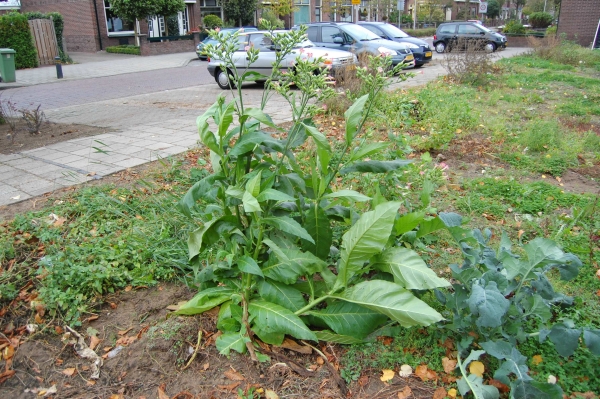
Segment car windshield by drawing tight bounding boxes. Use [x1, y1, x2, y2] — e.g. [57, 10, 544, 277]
[341, 24, 381, 41]
[378, 24, 409, 38]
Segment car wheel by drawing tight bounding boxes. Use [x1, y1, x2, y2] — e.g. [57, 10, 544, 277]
[485, 42, 497, 53]
[216, 68, 235, 90]
[435, 42, 446, 53]
[414, 63, 424, 68]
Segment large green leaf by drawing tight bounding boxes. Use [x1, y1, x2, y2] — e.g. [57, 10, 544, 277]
[257, 280, 306, 312]
[303, 204, 333, 259]
[323, 190, 371, 202]
[216, 331, 249, 356]
[340, 160, 412, 175]
[300, 122, 331, 153]
[179, 174, 220, 217]
[263, 216, 314, 244]
[344, 94, 369, 145]
[229, 131, 271, 156]
[217, 101, 235, 141]
[307, 301, 387, 339]
[249, 300, 317, 343]
[237, 255, 264, 277]
[335, 202, 400, 290]
[256, 188, 295, 203]
[457, 374, 500, 399]
[175, 286, 234, 315]
[583, 328, 600, 355]
[522, 294, 552, 322]
[197, 101, 221, 153]
[394, 211, 425, 236]
[547, 323, 581, 358]
[372, 247, 450, 290]
[242, 191, 261, 213]
[262, 239, 327, 283]
[240, 107, 277, 129]
[467, 281, 510, 328]
[510, 380, 563, 399]
[349, 142, 389, 163]
[188, 218, 220, 260]
[334, 280, 444, 327]
[505, 238, 581, 281]
[217, 302, 242, 332]
[480, 342, 531, 385]
[314, 330, 365, 344]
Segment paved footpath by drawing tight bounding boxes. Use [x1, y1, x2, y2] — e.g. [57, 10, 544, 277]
[0, 47, 530, 210]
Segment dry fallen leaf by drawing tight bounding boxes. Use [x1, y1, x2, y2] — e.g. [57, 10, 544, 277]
[469, 361, 485, 377]
[447, 388, 457, 398]
[433, 387, 447, 399]
[488, 378, 510, 393]
[415, 364, 438, 381]
[89, 336, 101, 351]
[280, 338, 312, 354]
[397, 385, 412, 399]
[109, 395, 124, 399]
[532, 354, 543, 365]
[224, 369, 245, 381]
[380, 369, 395, 382]
[265, 389, 280, 399]
[62, 368, 76, 377]
[157, 383, 169, 399]
[217, 382, 241, 392]
[203, 363, 209, 371]
[442, 357, 457, 373]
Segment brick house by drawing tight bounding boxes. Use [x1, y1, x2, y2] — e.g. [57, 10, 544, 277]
[17, 0, 223, 53]
[557, 0, 600, 48]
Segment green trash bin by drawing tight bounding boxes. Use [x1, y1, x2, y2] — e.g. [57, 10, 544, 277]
[0, 48, 16, 83]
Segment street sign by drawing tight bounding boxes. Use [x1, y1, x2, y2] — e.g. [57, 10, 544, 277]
[479, 2, 488, 13]
[397, 0, 405, 11]
[352, 0, 361, 5]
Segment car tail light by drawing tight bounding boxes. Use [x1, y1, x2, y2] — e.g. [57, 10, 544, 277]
[433, 34, 437, 40]
[207, 57, 210, 62]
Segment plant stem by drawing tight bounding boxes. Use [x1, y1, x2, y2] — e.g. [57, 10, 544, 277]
[294, 295, 330, 316]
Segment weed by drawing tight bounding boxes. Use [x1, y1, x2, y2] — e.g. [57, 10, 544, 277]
[440, 38, 503, 86]
[21, 105, 46, 135]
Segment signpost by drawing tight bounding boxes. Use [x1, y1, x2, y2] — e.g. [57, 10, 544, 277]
[351, 0, 360, 23]
[397, 0, 405, 27]
[479, 1, 488, 14]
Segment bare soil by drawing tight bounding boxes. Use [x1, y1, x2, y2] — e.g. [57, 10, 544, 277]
[1, 283, 439, 399]
[0, 120, 113, 155]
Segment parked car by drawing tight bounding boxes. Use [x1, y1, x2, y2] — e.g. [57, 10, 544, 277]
[357, 21, 432, 67]
[295, 22, 415, 69]
[196, 27, 258, 60]
[433, 22, 507, 53]
[207, 30, 358, 90]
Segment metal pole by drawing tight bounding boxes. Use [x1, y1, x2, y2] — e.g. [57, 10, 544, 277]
[413, 1, 416, 30]
[55, 56, 63, 79]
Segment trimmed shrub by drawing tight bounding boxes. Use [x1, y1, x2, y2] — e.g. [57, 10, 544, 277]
[403, 27, 437, 37]
[0, 12, 38, 69]
[503, 20, 526, 34]
[106, 45, 140, 55]
[529, 12, 553, 29]
[24, 11, 72, 63]
[203, 14, 223, 30]
[546, 25, 557, 35]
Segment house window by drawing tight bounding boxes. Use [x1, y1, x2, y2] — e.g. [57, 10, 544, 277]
[104, 1, 134, 34]
[315, 0, 322, 22]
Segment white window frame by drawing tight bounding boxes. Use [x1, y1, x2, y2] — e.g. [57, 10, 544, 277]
[104, 1, 135, 37]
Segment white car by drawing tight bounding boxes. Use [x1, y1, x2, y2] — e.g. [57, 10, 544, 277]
[207, 30, 358, 90]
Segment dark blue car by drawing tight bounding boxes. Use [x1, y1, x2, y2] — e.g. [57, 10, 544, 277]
[357, 22, 433, 67]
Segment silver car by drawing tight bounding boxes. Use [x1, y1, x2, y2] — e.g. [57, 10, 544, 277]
[207, 30, 358, 90]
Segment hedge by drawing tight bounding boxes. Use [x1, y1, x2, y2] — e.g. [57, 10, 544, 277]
[402, 27, 437, 37]
[0, 12, 38, 69]
[106, 45, 141, 55]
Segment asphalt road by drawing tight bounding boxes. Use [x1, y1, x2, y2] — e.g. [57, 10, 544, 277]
[0, 59, 215, 111]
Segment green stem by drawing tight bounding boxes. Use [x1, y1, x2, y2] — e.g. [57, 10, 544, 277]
[294, 295, 330, 316]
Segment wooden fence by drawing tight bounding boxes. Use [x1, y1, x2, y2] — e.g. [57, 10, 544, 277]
[28, 19, 59, 66]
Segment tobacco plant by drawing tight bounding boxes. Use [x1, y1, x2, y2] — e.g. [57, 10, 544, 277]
[438, 223, 600, 398]
[176, 27, 450, 359]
